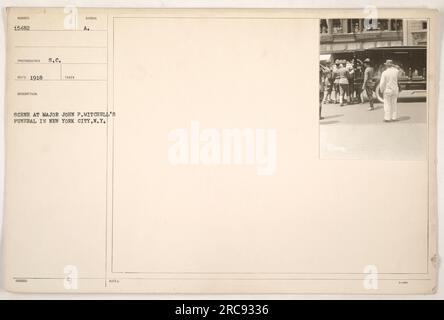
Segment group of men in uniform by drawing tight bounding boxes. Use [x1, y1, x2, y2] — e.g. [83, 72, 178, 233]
[320, 57, 401, 123]
[321, 58, 360, 107]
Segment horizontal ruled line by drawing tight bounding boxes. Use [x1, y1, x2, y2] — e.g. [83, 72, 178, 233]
[12, 276, 433, 281]
[15, 79, 107, 82]
[15, 62, 107, 65]
[14, 29, 107, 32]
[14, 45, 107, 48]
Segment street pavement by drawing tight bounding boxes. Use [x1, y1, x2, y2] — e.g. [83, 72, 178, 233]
[320, 94, 427, 160]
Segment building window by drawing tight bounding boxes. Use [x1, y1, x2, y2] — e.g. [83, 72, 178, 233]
[377, 19, 389, 31]
[422, 21, 427, 30]
[320, 19, 328, 34]
[347, 19, 361, 33]
[391, 19, 403, 31]
[362, 19, 394, 31]
[332, 19, 343, 33]
[363, 18, 377, 31]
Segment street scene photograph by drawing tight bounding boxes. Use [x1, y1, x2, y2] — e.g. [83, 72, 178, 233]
[319, 18, 428, 159]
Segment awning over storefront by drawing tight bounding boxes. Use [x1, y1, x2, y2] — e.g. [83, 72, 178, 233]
[320, 54, 332, 63]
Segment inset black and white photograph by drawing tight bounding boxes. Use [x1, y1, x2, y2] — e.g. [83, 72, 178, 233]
[319, 19, 428, 159]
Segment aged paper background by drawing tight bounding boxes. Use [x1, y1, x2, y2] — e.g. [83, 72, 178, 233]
[1, 6, 439, 294]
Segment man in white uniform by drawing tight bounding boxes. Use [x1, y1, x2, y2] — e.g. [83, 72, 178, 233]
[379, 59, 400, 122]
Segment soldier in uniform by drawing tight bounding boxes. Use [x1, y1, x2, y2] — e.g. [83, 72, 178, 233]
[362, 58, 375, 111]
[332, 59, 340, 103]
[346, 59, 355, 103]
[337, 60, 350, 106]
[322, 63, 333, 104]
[319, 67, 324, 120]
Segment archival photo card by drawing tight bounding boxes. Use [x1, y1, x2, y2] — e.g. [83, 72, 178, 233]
[2, 8, 438, 294]
[319, 18, 428, 160]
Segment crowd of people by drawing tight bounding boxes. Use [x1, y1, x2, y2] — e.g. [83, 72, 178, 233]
[319, 58, 402, 122]
[320, 58, 373, 107]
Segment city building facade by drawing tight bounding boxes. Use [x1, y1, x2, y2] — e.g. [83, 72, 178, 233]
[320, 19, 427, 53]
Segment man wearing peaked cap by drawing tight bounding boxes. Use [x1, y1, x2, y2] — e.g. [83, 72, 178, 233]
[362, 58, 375, 110]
